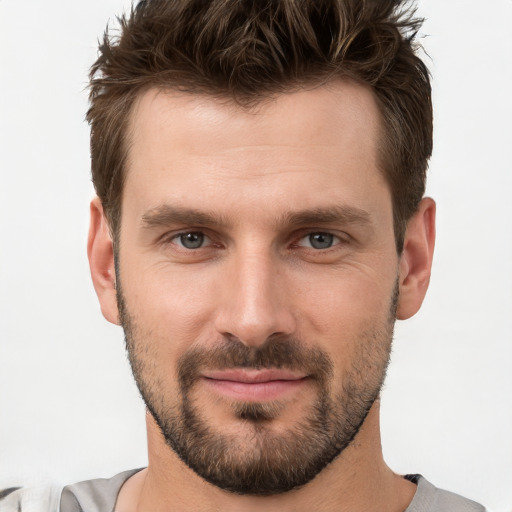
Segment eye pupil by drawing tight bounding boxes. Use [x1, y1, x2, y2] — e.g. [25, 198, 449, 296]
[309, 232, 334, 249]
[180, 232, 204, 249]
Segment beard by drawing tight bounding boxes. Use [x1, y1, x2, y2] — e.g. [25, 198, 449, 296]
[117, 282, 397, 496]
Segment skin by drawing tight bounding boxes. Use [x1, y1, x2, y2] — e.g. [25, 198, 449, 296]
[88, 80, 435, 511]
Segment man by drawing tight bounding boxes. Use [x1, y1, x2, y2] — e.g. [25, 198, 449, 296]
[58, 0, 485, 510]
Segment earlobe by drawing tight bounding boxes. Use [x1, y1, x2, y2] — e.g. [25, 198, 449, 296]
[396, 197, 436, 320]
[87, 197, 121, 325]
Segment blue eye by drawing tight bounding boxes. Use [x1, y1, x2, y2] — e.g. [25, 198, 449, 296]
[299, 232, 338, 249]
[175, 232, 207, 249]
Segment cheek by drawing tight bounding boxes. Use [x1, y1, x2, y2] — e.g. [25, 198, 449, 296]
[292, 267, 396, 364]
[295, 265, 395, 323]
[119, 256, 221, 356]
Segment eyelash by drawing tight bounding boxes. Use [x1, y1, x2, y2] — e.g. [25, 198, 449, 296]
[170, 231, 213, 250]
[295, 232, 343, 250]
[164, 230, 348, 252]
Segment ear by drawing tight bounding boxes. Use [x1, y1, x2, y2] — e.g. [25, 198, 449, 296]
[396, 197, 436, 320]
[87, 197, 120, 325]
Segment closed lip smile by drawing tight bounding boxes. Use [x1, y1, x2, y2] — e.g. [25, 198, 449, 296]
[200, 369, 309, 401]
[202, 369, 308, 383]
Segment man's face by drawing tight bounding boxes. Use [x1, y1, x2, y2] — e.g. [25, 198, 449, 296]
[116, 81, 400, 495]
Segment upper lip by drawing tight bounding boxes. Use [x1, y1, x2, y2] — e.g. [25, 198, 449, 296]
[201, 369, 307, 383]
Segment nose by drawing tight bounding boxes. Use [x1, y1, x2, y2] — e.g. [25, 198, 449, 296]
[213, 247, 296, 347]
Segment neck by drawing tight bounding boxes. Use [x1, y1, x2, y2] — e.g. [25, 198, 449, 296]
[116, 402, 416, 512]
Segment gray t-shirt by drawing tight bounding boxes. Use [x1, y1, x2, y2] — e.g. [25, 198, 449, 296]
[58, 470, 486, 512]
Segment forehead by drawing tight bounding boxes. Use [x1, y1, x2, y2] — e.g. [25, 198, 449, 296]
[123, 81, 389, 225]
[127, 80, 381, 162]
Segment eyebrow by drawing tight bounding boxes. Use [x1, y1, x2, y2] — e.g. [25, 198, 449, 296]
[281, 206, 372, 227]
[141, 204, 372, 230]
[142, 205, 231, 229]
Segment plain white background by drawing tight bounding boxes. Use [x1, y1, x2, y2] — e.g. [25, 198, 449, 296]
[0, 1, 511, 510]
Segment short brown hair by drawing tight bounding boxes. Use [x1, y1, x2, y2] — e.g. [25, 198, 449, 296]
[88, 0, 432, 251]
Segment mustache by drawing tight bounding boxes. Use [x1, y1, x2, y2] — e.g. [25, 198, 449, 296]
[178, 335, 334, 389]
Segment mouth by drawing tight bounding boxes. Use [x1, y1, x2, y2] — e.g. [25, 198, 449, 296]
[200, 369, 309, 402]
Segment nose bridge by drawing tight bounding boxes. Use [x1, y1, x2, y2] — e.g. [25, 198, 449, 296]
[214, 239, 295, 346]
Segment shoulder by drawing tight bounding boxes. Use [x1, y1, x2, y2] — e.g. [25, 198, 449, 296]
[59, 469, 143, 512]
[405, 475, 487, 512]
[0, 483, 61, 512]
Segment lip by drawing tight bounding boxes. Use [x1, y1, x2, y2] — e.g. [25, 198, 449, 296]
[200, 369, 309, 402]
